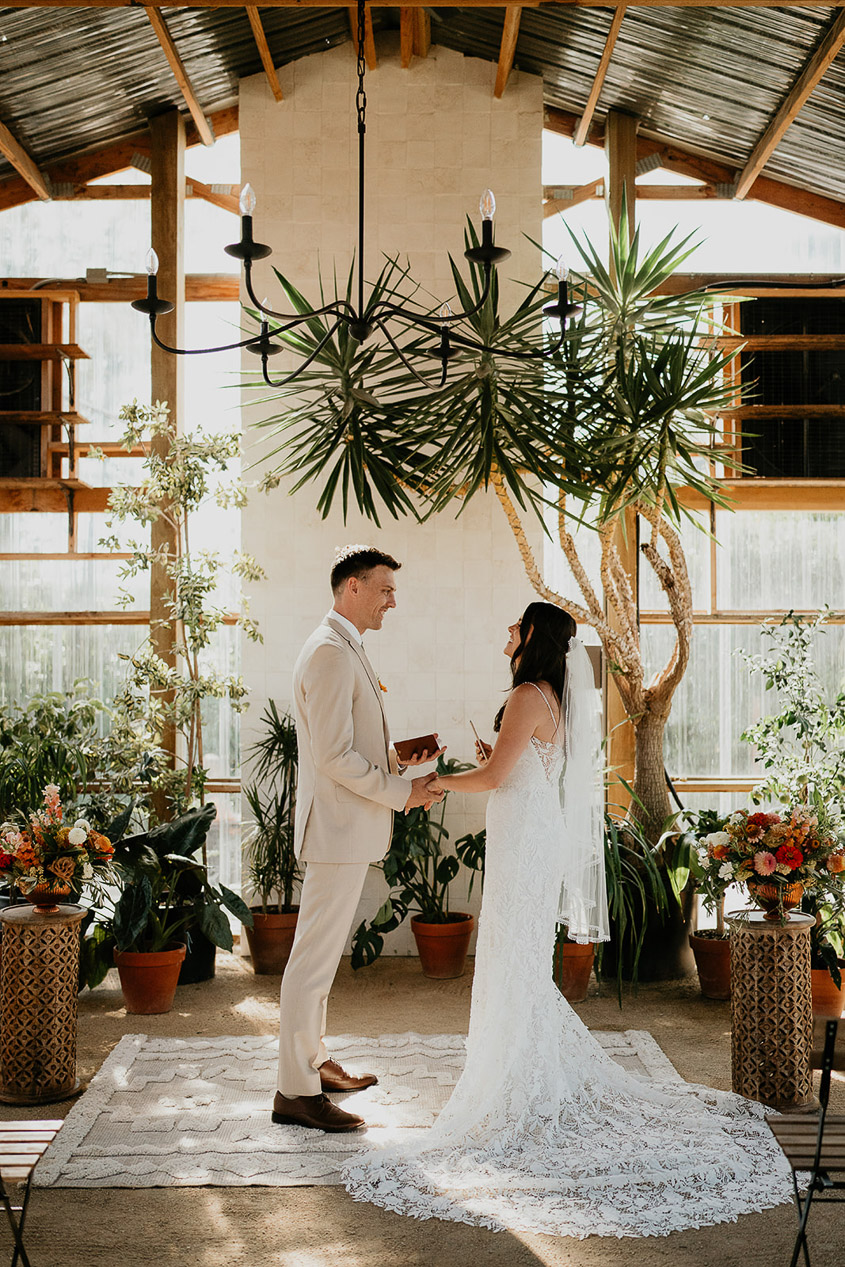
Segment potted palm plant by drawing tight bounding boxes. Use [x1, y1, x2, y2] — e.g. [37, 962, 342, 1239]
[682, 809, 732, 1000]
[242, 703, 301, 975]
[350, 757, 485, 978]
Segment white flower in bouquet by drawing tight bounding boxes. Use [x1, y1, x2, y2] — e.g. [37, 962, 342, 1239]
[82, 861, 94, 880]
[718, 862, 734, 881]
[73, 819, 91, 834]
[67, 827, 87, 846]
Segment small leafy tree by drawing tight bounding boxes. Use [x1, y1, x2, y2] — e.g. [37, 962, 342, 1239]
[739, 610, 845, 984]
[100, 401, 265, 831]
[738, 609, 845, 819]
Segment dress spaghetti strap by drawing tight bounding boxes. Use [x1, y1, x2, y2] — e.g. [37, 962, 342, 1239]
[527, 681, 562, 739]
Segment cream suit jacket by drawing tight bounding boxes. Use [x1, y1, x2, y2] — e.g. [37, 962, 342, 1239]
[292, 615, 409, 864]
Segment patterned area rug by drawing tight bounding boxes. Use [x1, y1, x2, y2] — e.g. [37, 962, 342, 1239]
[37, 1030, 682, 1188]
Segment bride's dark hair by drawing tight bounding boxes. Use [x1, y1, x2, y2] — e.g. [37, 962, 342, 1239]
[493, 602, 577, 732]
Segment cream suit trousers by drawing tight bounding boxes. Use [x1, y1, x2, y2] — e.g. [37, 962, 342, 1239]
[277, 859, 370, 1096]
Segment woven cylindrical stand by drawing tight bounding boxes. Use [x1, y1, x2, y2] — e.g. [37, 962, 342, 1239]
[726, 910, 814, 1110]
[0, 904, 86, 1104]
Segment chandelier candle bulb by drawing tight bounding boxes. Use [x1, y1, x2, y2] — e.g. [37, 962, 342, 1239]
[479, 189, 496, 220]
[145, 248, 159, 276]
[239, 183, 257, 216]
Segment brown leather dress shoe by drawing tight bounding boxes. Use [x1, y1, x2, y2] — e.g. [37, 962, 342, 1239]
[319, 1058, 378, 1092]
[271, 1092, 364, 1132]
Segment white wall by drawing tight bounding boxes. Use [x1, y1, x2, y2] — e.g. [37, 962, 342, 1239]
[240, 37, 544, 952]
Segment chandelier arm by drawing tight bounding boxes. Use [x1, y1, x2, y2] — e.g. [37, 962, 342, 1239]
[443, 325, 568, 361]
[259, 318, 346, 388]
[369, 266, 494, 328]
[242, 266, 356, 325]
[149, 316, 281, 357]
[374, 319, 449, 390]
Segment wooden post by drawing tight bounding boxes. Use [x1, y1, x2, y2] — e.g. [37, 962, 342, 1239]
[605, 110, 638, 800]
[149, 111, 185, 819]
[605, 109, 638, 248]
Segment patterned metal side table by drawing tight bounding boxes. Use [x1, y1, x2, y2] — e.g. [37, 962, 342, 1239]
[726, 910, 814, 1110]
[0, 904, 86, 1104]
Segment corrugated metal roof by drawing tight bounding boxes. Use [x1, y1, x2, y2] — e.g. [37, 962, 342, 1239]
[0, 6, 844, 206]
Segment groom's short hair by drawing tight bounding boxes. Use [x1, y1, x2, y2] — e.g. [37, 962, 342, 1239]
[331, 546, 401, 594]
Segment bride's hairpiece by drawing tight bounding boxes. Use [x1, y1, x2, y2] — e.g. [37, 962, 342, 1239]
[333, 544, 373, 564]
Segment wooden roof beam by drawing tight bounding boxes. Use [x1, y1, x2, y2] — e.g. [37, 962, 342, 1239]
[246, 7, 284, 102]
[412, 8, 431, 58]
[573, 5, 626, 147]
[494, 8, 522, 99]
[400, 8, 413, 69]
[145, 9, 215, 147]
[0, 119, 50, 201]
[735, 9, 845, 200]
[544, 106, 845, 231]
[347, 5, 377, 70]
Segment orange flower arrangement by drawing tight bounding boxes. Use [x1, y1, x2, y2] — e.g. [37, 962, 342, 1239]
[0, 785, 116, 897]
[698, 805, 845, 915]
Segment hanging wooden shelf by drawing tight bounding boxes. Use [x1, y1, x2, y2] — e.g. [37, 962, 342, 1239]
[0, 411, 91, 426]
[0, 343, 89, 361]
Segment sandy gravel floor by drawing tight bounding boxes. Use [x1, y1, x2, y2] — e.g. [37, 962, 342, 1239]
[7, 953, 844, 1267]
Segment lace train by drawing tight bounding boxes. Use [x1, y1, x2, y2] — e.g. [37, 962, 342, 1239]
[343, 741, 793, 1236]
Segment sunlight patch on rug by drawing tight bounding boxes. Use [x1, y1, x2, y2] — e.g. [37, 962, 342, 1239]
[36, 1031, 682, 1188]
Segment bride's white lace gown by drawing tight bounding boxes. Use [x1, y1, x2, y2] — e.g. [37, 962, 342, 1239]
[343, 737, 793, 1236]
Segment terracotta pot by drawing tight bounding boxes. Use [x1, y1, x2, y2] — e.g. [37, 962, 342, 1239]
[552, 937, 594, 1004]
[411, 913, 474, 979]
[22, 882, 72, 914]
[749, 880, 804, 922]
[811, 962, 845, 1020]
[689, 931, 731, 1000]
[244, 909, 299, 975]
[113, 943, 187, 1014]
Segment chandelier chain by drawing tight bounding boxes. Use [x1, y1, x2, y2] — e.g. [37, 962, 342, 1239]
[356, 0, 367, 137]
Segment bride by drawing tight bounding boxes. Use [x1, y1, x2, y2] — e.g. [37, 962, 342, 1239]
[343, 601, 792, 1237]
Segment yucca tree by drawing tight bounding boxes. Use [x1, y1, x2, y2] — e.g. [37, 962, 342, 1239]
[247, 211, 743, 842]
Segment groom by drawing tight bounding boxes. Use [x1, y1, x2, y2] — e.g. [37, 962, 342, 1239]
[272, 545, 443, 1132]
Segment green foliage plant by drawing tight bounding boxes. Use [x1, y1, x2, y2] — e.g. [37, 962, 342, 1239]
[598, 812, 670, 1007]
[100, 400, 265, 826]
[80, 803, 253, 988]
[350, 756, 485, 968]
[242, 702, 301, 914]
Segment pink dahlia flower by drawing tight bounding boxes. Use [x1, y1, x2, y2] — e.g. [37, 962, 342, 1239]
[753, 851, 777, 876]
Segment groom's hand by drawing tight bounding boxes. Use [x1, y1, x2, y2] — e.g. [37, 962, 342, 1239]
[404, 772, 445, 814]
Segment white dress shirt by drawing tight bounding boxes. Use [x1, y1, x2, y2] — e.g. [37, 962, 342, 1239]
[327, 609, 364, 645]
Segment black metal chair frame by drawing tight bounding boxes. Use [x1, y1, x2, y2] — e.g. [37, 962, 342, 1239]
[770, 1019, 844, 1267]
[0, 1168, 35, 1267]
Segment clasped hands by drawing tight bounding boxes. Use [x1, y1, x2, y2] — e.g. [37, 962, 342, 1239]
[402, 736, 447, 814]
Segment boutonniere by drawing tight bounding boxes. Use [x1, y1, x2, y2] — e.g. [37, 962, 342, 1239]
[378, 678, 388, 693]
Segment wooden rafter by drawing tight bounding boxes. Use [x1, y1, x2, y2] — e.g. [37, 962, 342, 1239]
[399, 8, 413, 69]
[494, 7, 522, 100]
[543, 177, 603, 217]
[145, 9, 215, 147]
[0, 119, 50, 201]
[543, 182, 728, 215]
[186, 178, 239, 213]
[347, 5, 377, 70]
[734, 9, 845, 199]
[573, 5, 626, 146]
[412, 8, 430, 57]
[0, 107, 237, 214]
[544, 106, 845, 231]
[246, 6, 284, 102]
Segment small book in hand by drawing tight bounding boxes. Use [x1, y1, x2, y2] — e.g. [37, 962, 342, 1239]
[394, 734, 439, 763]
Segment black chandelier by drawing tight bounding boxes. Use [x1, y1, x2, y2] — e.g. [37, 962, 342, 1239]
[132, 0, 581, 390]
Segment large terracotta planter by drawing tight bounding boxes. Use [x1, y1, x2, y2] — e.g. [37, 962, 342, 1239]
[553, 937, 594, 1003]
[689, 930, 731, 1000]
[411, 913, 474, 979]
[811, 962, 845, 1019]
[244, 909, 299, 975]
[114, 943, 186, 1014]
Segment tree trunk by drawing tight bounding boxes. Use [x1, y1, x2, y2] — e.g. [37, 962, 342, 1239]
[629, 709, 671, 841]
